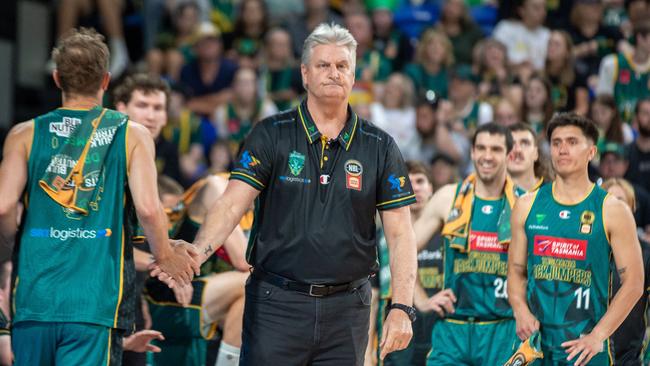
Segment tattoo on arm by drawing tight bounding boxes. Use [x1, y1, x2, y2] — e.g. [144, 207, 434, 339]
[203, 244, 213, 257]
[617, 267, 627, 275]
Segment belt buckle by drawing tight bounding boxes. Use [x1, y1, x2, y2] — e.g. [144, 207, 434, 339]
[308, 284, 326, 297]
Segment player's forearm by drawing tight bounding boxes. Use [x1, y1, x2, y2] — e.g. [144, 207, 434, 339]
[138, 206, 172, 261]
[507, 267, 530, 316]
[412, 277, 429, 311]
[193, 195, 244, 264]
[0, 206, 17, 263]
[386, 229, 417, 306]
[591, 274, 644, 341]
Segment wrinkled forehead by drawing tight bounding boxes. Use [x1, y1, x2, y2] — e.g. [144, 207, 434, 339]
[309, 44, 354, 65]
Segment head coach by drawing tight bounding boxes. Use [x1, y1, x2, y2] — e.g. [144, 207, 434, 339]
[155, 22, 418, 366]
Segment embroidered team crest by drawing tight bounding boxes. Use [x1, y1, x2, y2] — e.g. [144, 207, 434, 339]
[288, 151, 306, 176]
[579, 210, 595, 235]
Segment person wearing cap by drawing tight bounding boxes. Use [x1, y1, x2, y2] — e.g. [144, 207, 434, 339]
[598, 141, 650, 240]
[448, 64, 493, 135]
[158, 23, 418, 365]
[180, 22, 238, 116]
[368, 0, 413, 71]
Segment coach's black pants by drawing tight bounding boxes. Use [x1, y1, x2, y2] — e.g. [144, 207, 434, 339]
[240, 275, 372, 366]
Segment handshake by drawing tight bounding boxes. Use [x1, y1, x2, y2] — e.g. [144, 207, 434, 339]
[148, 239, 204, 288]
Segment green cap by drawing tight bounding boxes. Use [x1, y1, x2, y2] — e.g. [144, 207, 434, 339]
[450, 64, 479, 83]
[600, 141, 626, 159]
[366, 0, 398, 11]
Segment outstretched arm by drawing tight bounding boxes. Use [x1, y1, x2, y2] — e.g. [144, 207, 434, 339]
[413, 184, 455, 252]
[0, 121, 32, 262]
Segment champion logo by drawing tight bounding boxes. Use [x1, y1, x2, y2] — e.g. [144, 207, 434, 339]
[319, 174, 330, 185]
[559, 210, 571, 219]
[481, 205, 494, 214]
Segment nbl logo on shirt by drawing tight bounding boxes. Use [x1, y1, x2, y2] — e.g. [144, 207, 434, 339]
[469, 231, 506, 253]
[533, 235, 587, 260]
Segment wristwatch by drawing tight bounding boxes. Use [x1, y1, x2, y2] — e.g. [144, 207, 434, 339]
[389, 303, 417, 322]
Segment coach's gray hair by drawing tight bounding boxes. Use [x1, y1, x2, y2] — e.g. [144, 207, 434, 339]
[301, 23, 358, 67]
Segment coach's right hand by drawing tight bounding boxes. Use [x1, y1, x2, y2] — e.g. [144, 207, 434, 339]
[514, 308, 540, 341]
[156, 240, 201, 285]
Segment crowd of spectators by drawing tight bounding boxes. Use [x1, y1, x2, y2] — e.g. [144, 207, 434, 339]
[53, 0, 650, 238]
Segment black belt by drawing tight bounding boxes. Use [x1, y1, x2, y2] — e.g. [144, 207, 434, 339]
[251, 268, 368, 297]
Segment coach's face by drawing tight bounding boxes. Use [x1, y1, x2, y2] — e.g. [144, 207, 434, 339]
[301, 44, 355, 104]
[549, 126, 596, 176]
[472, 132, 508, 184]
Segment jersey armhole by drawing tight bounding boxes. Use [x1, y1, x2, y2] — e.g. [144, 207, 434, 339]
[125, 121, 131, 179]
[602, 193, 612, 245]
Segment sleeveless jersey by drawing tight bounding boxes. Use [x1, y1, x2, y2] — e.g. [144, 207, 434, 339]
[614, 53, 650, 123]
[14, 108, 135, 330]
[525, 183, 612, 360]
[443, 185, 511, 320]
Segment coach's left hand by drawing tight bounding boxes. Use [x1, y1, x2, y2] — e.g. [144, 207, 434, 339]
[379, 309, 413, 360]
[562, 332, 604, 366]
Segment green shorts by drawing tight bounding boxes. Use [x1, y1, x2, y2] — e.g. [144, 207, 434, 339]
[12, 321, 121, 366]
[426, 318, 518, 366]
[145, 278, 217, 366]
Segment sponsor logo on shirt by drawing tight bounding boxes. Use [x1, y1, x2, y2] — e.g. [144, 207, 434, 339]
[388, 174, 405, 192]
[240, 150, 260, 169]
[533, 235, 587, 260]
[469, 231, 506, 253]
[50, 117, 81, 137]
[559, 210, 571, 219]
[29, 227, 112, 241]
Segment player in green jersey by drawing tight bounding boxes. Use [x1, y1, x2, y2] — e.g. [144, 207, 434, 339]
[596, 21, 650, 123]
[508, 113, 644, 366]
[0, 28, 198, 366]
[414, 123, 520, 365]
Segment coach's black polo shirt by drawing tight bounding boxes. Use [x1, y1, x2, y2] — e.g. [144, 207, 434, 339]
[230, 99, 416, 284]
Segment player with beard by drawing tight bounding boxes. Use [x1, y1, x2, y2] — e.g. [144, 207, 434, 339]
[414, 123, 520, 365]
